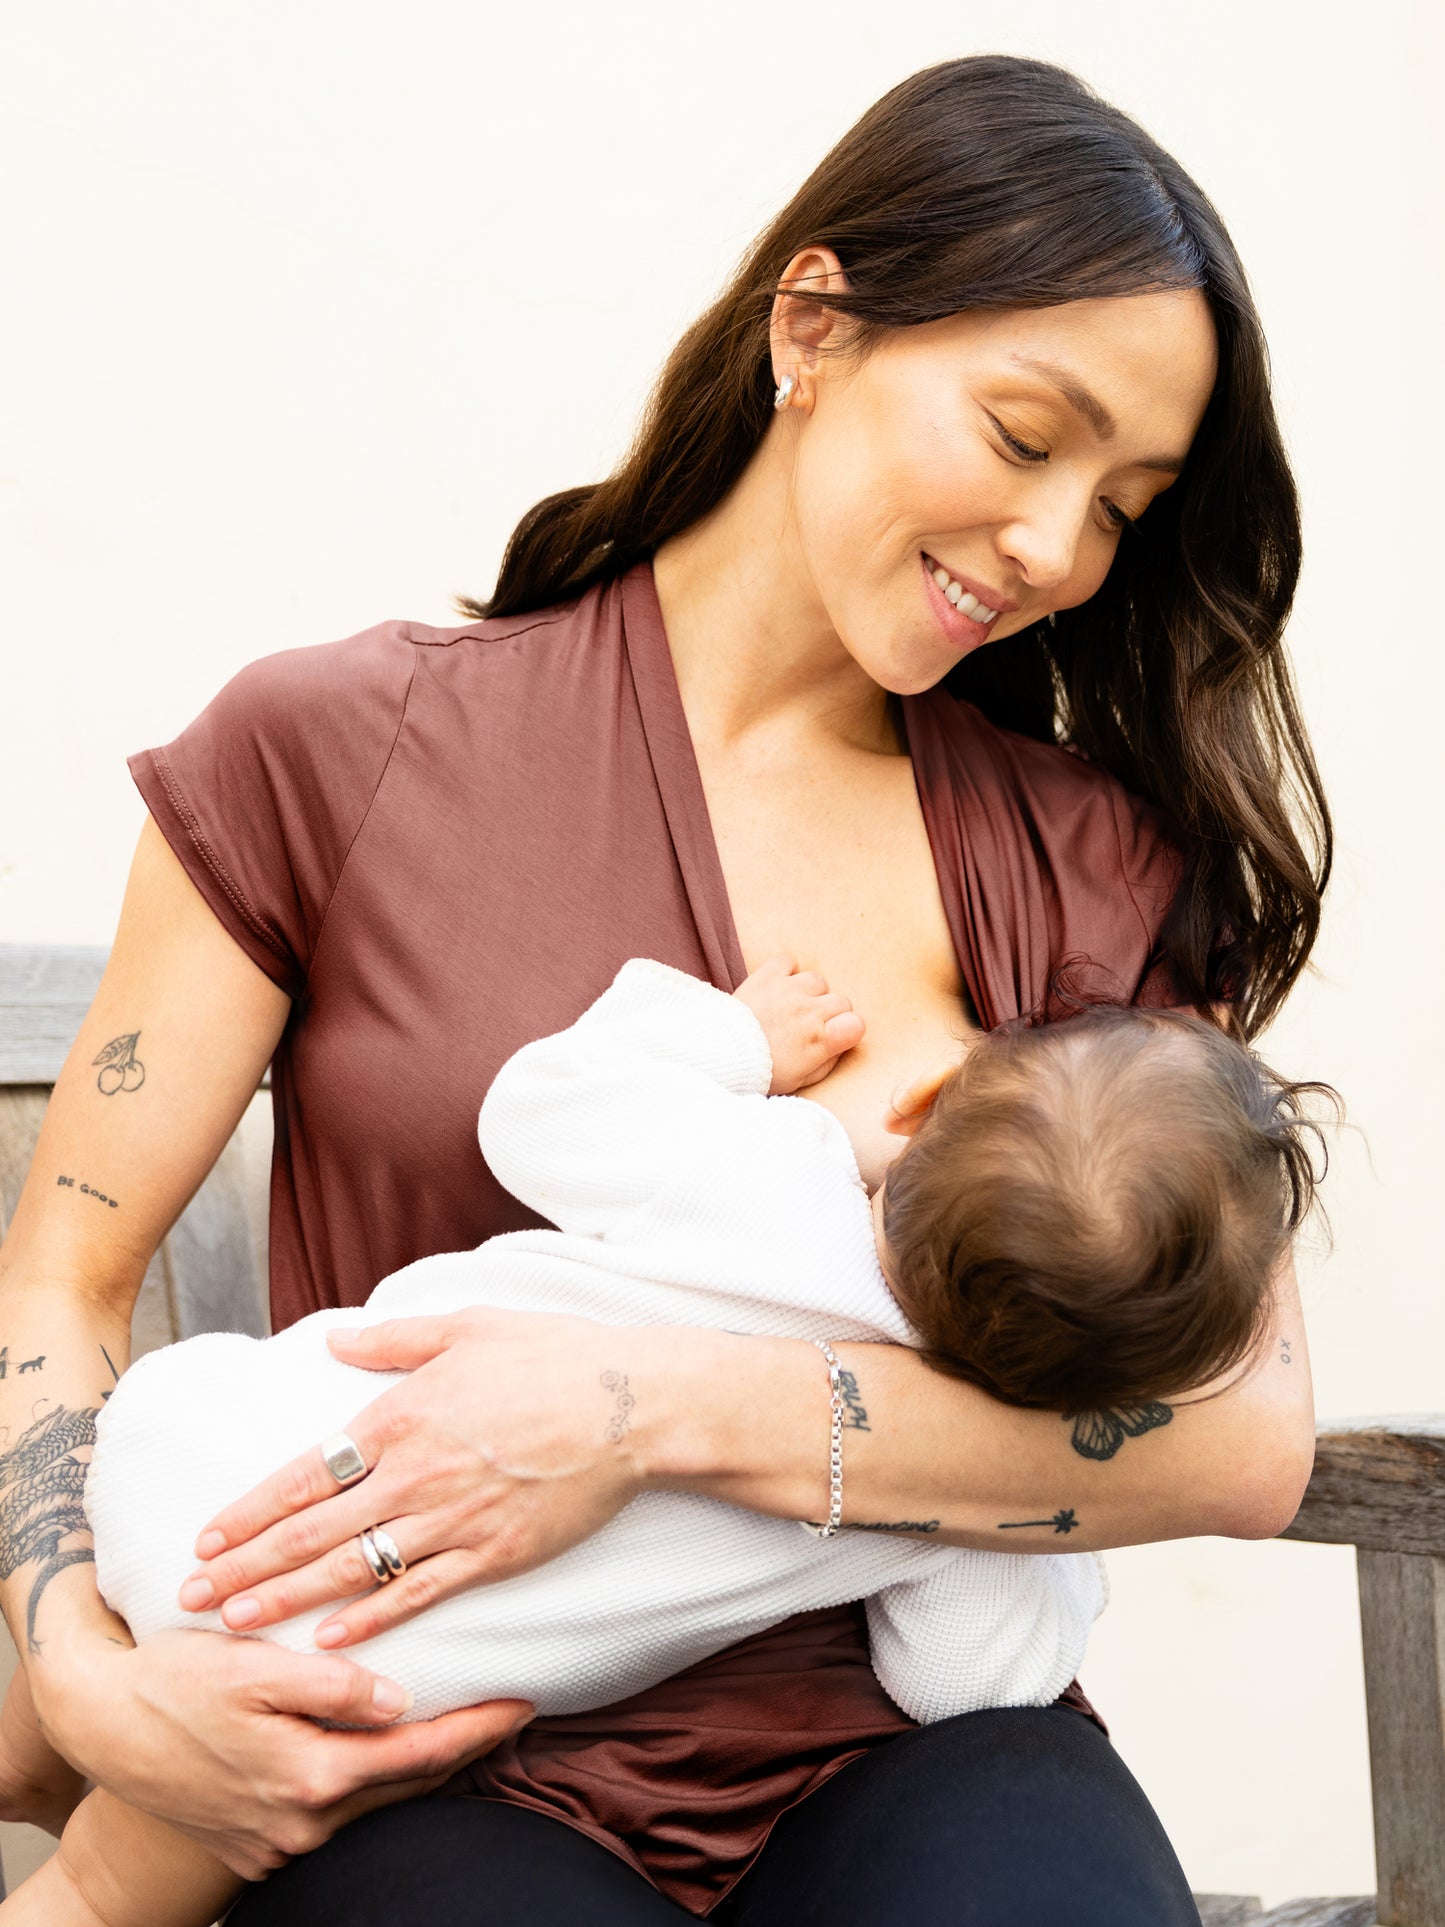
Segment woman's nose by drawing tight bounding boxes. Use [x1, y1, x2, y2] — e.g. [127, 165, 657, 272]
[997, 501, 1084, 597]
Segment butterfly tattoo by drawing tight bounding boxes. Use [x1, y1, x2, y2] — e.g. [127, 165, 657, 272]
[1068, 1402, 1173, 1461]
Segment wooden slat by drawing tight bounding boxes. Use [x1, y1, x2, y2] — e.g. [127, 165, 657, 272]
[1281, 1420, 1445, 1558]
[1357, 1551, 1445, 1926]
[0, 945, 109, 1083]
[1256, 1903, 1376, 1926]
[0, 1085, 264, 1349]
[1195, 1898, 1264, 1924]
[165, 1134, 267, 1339]
[0, 1086, 180, 1359]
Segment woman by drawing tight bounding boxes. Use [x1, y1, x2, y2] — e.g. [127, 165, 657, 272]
[0, 54, 1327, 1925]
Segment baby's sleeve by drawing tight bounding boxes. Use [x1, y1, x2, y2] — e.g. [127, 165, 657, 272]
[479, 959, 774, 1237]
[863, 1545, 1107, 1723]
[128, 623, 420, 997]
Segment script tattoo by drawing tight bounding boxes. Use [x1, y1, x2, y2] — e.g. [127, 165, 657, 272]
[837, 1368, 870, 1432]
[998, 1507, 1080, 1535]
[848, 1519, 941, 1535]
[1068, 1402, 1172, 1462]
[92, 1032, 145, 1096]
[56, 1176, 120, 1210]
[0, 1405, 100, 1653]
[1280, 1336, 1294, 1366]
[600, 1370, 635, 1444]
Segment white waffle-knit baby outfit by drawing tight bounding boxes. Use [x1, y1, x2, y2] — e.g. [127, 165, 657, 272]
[87, 960, 1105, 1725]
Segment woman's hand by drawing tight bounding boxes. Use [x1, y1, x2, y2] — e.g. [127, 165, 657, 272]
[37, 1622, 530, 1879]
[177, 1307, 654, 1649]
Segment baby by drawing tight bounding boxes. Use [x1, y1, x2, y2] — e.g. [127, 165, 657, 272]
[0, 955, 1322, 1925]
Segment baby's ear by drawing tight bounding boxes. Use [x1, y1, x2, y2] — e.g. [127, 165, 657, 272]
[883, 1058, 960, 1138]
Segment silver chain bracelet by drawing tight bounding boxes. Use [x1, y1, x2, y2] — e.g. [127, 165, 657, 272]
[811, 1339, 846, 1538]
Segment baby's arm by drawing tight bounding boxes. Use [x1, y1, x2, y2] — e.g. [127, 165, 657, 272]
[0, 1785, 239, 1927]
[863, 1546, 1107, 1724]
[480, 956, 863, 1235]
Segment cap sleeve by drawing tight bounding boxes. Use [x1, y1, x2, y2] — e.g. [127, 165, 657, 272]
[128, 622, 419, 997]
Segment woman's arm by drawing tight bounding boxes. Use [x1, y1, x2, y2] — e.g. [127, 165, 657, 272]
[641, 1248, 1315, 1549]
[179, 1250, 1311, 1654]
[0, 817, 525, 1874]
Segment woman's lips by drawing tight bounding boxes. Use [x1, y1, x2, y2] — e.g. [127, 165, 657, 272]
[920, 553, 999, 651]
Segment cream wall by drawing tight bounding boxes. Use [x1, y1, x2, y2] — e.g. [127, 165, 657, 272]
[3, 0, 1442, 1907]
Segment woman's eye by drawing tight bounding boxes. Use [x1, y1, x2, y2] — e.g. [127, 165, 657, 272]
[990, 417, 1048, 464]
[1103, 500, 1136, 530]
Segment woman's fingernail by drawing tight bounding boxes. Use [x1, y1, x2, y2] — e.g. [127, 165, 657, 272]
[195, 1530, 226, 1560]
[178, 1576, 215, 1610]
[224, 1597, 261, 1628]
[372, 1680, 412, 1718]
[328, 1328, 362, 1347]
[315, 1620, 347, 1648]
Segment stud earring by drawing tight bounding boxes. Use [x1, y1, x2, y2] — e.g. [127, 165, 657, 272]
[773, 374, 796, 411]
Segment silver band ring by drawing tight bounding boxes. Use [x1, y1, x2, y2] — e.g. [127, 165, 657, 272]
[358, 1529, 394, 1585]
[322, 1432, 367, 1487]
[369, 1526, 406, 1578]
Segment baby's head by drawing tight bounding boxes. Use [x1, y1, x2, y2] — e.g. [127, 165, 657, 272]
[876, 1008, 1329, 1411]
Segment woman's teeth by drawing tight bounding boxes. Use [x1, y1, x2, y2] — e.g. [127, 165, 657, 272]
[929, 561, 998, 624]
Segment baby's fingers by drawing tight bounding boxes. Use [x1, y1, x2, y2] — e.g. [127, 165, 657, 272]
[822, 1010, 865, 1056]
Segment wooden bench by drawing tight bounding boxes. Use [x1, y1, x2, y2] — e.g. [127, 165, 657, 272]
[1, 943, 1441, 1923]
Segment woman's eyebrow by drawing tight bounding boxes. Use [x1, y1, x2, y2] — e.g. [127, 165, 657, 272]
[1006, 354, 1185, 474]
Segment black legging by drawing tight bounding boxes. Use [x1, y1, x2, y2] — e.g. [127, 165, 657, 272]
[227, 1706, 1202, 1925]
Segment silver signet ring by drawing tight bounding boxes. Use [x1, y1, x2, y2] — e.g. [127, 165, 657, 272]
[322, 1432, 367, 1487]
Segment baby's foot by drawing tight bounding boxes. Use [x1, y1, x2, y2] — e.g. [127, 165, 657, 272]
[0, 1671, 86, 1836]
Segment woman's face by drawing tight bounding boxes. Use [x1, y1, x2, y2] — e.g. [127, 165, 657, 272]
[784, 287, 1219, 695]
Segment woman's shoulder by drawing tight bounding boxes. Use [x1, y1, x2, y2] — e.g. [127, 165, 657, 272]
[905, 686, 1191, 1017]
[908, 685, 1185, 908]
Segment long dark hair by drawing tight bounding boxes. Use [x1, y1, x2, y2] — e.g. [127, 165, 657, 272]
[465, 56, 1330, 1039]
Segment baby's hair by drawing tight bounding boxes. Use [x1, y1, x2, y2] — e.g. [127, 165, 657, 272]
[880, 1007, 1335, 1412]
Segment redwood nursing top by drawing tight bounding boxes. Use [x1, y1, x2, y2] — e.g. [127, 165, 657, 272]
[128, 561, 1188, 1915]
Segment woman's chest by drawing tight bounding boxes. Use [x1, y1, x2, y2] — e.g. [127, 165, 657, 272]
[698, 747, 976, 1190]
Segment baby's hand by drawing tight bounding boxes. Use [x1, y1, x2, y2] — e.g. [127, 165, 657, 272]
[734, 955, 865, 1095]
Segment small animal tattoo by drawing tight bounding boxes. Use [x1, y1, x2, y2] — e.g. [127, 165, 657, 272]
[17, 1357, 44, 1376]
[92, 1033, 145, 1096]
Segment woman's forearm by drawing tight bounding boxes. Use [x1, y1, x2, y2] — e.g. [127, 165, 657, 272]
[639, 1255, 1316, 1551]
[0, 1273, 136, 1692]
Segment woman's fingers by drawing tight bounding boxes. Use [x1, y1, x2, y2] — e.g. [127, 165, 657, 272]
[191, 1430, 382, 1563]
[316, 1700, 534, 1807]
[211, 1512, 450, 1634]
[248, 1645, 419, 1727]
[313, 1549, 484, 1648]
[325, 1315, 458, 1374]
[182, 1484, 382, 1611]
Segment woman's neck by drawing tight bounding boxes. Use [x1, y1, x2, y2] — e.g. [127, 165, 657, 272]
[651, 435, 898, 759]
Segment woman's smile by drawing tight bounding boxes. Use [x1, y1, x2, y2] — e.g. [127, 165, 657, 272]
[920, 552, 1015, 652]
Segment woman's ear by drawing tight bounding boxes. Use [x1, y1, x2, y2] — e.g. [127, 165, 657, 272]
[884, 1057, 960, 1139]
[769, 246, 848, 406]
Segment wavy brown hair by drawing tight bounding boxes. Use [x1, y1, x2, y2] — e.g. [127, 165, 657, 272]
[465, 55, 1330, 1038]
[880, 1005, 1334, 1413]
